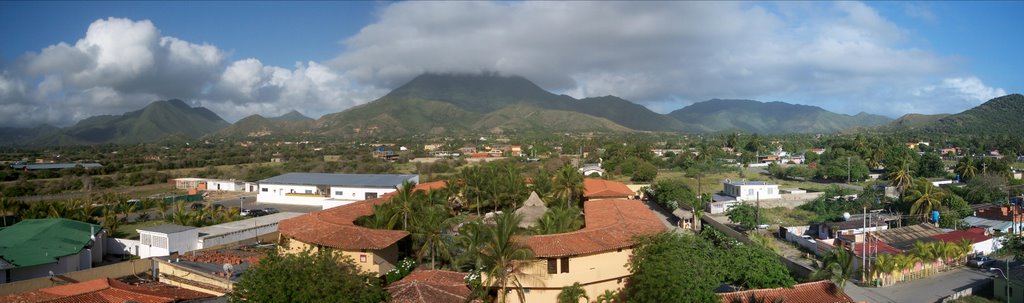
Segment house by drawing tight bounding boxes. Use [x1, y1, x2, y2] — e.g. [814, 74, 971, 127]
[135, 224, 198, 258]
[578, 163, 605, 177]
[514, 192, 549, 228]
[510, 145, 523, 157]
[171, 178, 207, 190]
[810, 148, 827, 155]
[964, 216, 1024, 234]
[706, 193, 740, 215]
[993, 266, 1024, 303]
[931, 228, 997, 255]
[582, 178, 634, 200]
[0, 278, 213, 303]
[817, 217, 890, 240]
[386, 270, 478, 303]
[0, 219, 106, 284]
[718, 280, 854, 303]
[277, 195, 409, 277]
[256, 173, 418, 208]
[722, 180, 781, 202]
[423, 143, 445, 151]
[969, 205, 1024, 233]
[673, 208, 695, 230]
[871, 223, 945, 250]
[495, 199, 666, 303]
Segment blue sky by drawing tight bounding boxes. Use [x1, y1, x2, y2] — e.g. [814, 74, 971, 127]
[0, 1, 1021, 126]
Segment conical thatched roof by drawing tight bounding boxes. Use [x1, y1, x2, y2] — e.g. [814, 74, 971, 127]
[515, 191, 548, 228]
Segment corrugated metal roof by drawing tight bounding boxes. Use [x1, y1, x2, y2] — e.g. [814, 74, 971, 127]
[196, 212, 303, 238]
[0, 218, 101, 268]
[259, 173, 417, 188]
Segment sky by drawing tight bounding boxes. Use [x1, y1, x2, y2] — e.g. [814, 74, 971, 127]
[0, 1, 1021, 127]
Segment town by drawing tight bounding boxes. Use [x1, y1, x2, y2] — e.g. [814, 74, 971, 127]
[1, 131, 1023, 303]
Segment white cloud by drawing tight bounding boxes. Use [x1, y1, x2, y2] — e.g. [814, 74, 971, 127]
[331, 1, 971, 117]
[202, 59, 385, 120]
[941, 77, 1007, 104]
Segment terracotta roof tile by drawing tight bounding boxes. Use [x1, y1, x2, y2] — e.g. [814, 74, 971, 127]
[386, 270, 478, 303]
[278, 193, 410, 250]
[413, 180, 447, 192]
[0, 278, 213, 303]
[525, 199, 666, 257]
[719, 280, 854, 303]
[583, 178, 634, 198]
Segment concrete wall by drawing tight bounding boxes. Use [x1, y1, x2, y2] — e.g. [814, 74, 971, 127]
[156, 259, 230, 296]
[107, 238, 141, 255]
[282, 238, 399, 277]
[499, 249, 633, 303]
[0, 258, 152, 295]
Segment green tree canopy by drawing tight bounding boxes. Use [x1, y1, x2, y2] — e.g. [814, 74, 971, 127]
[648, 179, 697, 211]
[726, 203, 760, 230]
[230, 250, 388, 303]
[626, 232, 721, 303]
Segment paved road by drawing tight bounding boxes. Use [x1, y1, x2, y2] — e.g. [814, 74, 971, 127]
[844, 266, 994, 303]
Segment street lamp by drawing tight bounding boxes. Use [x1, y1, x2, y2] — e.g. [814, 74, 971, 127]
[239, 196, 244, 216]
[991, 267, 1010, 303]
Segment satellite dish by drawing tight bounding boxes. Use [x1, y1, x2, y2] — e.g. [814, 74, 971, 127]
[842, 212, 851, 221]
[223, 263, 234, 273]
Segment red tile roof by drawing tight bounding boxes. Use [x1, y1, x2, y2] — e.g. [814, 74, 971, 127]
[413, 180, 447, 192]
[0, 278, 213, 303]
[719, 280, 854, 303]
[278, 194, 409, 250]
[524, 199, 666, 257]
[932, 229, 993, 244]
[582, 178, 634, 199]
[386, 270, 478, 303]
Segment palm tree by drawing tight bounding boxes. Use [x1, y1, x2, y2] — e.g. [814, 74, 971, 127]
[955, 239, 974, 265]
[873, 254, 896, 286]
[888, 159, 914, 194]
[481, 212, 533, 303]
[955, 157, 978, 181]
[412, 206, 459, 269]
[910, 241, 937, 277]
[553, 165, 583, 208]
[453, 220, 488, 271]
[813, 248, 854, 290]
[389, 180, 422, 231]
[534, 206, 583, 235]
[906, 178, 947, 220]
[557, 282, 589, 303]
[595, 289, 618, 303]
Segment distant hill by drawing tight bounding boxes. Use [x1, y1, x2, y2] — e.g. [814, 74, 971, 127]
[27, 99, 228, 145]
[667, 99, 892, 134]
[917, 94, 1024, 135]
[270, 110, 313, 122]
[316, 73, 682, 136]
[214, 113, 315, 138]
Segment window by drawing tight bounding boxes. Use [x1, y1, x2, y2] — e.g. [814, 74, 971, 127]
[365, 192, 378, 199]
[304, 190, 312, 194]
[547, 259, 557, 274]
[560, 257, 569, 273]
[748, 189, 753, 195]
[153, 236, 168, 249]
[261, 188, 268, 192]
[335, 191, 343, 196]
[140, 233, 152, 245]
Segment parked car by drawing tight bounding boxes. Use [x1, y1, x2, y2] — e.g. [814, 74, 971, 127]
[262, 207, 279, 214]
[243, 209, 268, 217]
[968, 255, 992, 268]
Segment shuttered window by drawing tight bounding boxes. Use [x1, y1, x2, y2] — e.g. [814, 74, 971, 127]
[547, 259, 557, 274]
[560, 257, 569, 273]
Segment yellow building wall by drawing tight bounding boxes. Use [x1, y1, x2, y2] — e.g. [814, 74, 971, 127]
[495, 248, 633, 303]
[281, 237, 398, 277]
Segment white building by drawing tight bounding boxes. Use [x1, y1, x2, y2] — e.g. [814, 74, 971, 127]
[722, 180, 781, 202]
[129, 212, 303, 258]
[196, 212, 303, 248]
[136, 224, 198, 258]
[579, 164, 605, 177]
[257, 173, 418, 208]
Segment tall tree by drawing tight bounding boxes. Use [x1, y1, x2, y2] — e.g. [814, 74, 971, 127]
[411, 206, 457, 269]
[481, 212, 533, 303]
[230, 250, 387, 303]
[888, 159, 915, 194]
[553, 165, 583, 208]
[905, 178, 947, 220]
[389, 180, 422, 231]
[954, 157, 979, 181]
[626, 232, 721, 303]
[812, 248, 854, 291]
[534, 206, 583, 235]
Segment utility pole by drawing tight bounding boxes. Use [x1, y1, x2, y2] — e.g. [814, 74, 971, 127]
[756, 191, 760, 228]
[862, 205, 867, 283]
[847, 156, 851, 184]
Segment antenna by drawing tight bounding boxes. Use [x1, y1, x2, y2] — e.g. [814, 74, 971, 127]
[223, 263, 234, 275]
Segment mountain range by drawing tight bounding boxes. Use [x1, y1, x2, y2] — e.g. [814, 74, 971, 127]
[0, 74, 1020, 145]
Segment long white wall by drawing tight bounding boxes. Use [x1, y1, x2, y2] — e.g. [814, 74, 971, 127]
[257, 184, 397, 206]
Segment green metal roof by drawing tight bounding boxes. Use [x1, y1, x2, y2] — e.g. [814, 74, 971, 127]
[0, 218, 101, 268]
